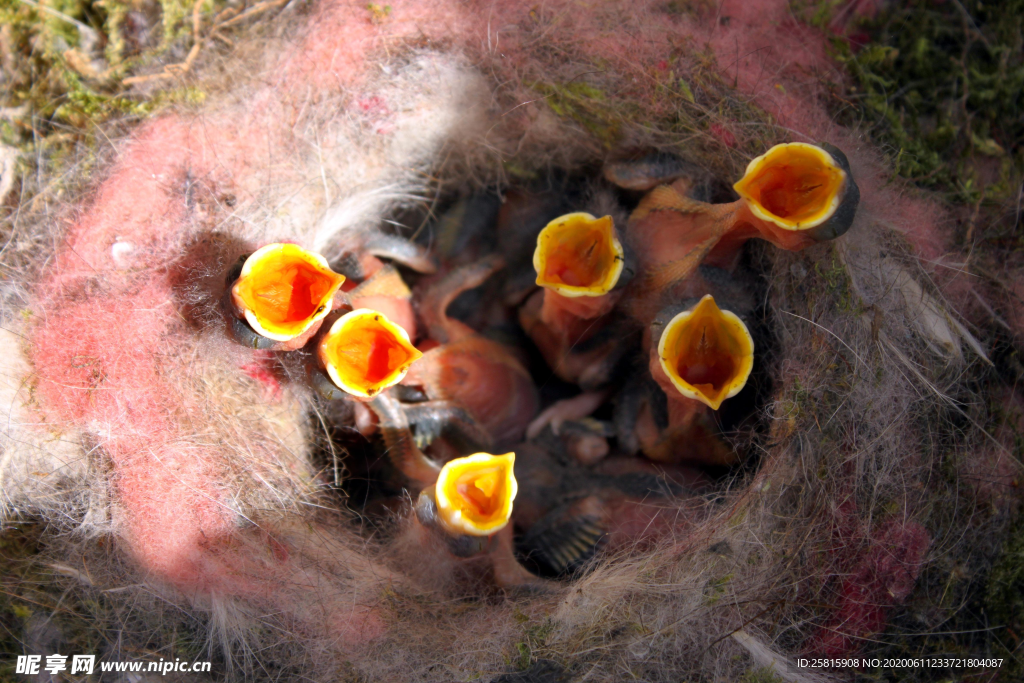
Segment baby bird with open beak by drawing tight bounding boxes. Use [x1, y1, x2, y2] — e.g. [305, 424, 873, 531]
[225, 243, 347, 351]
[616, 287, 755, 467]
[617, 142, 859, 322]
[367, 393, 550, 591]
[651, 294, 754, 414]
[312, 308, 423, 401]
[413, 453, 544, 591]
[518, 212, 638, 389]
[224, 230, 434, 352]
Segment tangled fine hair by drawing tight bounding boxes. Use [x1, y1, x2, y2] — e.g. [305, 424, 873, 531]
[0, 1, 1018, 682]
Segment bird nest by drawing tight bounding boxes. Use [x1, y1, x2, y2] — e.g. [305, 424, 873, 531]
[0, 2, 1014, 682]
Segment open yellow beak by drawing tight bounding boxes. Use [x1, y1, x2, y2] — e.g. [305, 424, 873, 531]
[733, 143, 848, 232]
[658, 295, 754, 410]
[231, 243, 346, 342]
[434, 452, 517, 536]
[318, 309, 423, 398]
[533, 213, 624, 298]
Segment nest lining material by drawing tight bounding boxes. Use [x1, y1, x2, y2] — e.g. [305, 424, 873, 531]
[0, 1, 1010, 681]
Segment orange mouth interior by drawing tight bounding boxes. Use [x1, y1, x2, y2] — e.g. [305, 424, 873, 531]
[672, 320, 737, 406]
[735, 146, 844, 227]
[321, 313, 421, 395]
[542, 230, 615, 287]
[455, 468, 505, 520]
[235, 250, 343, 335]
[536, 215, 621, 293]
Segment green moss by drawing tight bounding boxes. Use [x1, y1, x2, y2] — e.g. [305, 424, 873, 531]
[741, 667, 785, 683]
[0, 0, 226, 170]
[527, 80, 622, 147]
[507, 615, 554, 671]
[985, 516, 1024, 680]
[502, 161, 540, 181]
[813, 249, 857, 313]
[366, 2, 392, 23]
[663, 0, 715, 18]
[703, 573, 734, 605]
[157, 0, 200, 47]
[513, 641, 531, 669]
[788, 377, 811, 417]
[815, 0, 1024, 204]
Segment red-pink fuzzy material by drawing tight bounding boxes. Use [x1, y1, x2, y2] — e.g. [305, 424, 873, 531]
[240, 351, 285, 400]
[808, 505, 931, 656]
[22, 0, 951, 656]
[29, 46, 346, 646]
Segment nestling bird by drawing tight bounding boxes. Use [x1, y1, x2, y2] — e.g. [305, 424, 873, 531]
[512, 427, 702, 575]
[224, 243, 347, 351]
[401, 255, 540, 448]
[614, 266, 756, 467]
[619, 142, 860, 323]
[519, 211, 638, 389]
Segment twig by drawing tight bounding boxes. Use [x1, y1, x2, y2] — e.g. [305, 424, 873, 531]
[123, 0, 291, 86]
[217, 0, 290, 30]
